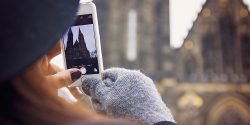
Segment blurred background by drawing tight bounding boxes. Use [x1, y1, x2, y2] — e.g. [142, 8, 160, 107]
[52, 0, 250, 125]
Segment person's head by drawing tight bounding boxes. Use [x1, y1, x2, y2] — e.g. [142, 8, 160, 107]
[0, 0, 115, 124]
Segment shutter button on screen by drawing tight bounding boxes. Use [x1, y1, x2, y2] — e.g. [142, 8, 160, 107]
[80, 67, 86, 75]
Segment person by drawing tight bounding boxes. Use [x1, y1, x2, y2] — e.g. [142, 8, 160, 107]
[0, 0, 176, 125]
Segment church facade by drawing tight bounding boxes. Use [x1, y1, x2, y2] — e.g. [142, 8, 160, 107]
[65, 27, 91, 69]
[95, 0, 175, 80]
[177, 0, 250, 83]
[94, 0, 250, 125]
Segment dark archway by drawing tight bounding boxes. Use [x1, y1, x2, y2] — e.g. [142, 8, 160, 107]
[207, 96, 250, 125]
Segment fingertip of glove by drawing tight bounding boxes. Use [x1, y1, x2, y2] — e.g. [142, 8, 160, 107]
[102, 68, 127, 80]
[84, 77, 101, 82]
[104, 67, 128, 74]
[81, 77, 102, 96]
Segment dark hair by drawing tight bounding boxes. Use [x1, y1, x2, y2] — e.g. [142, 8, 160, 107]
[0, 62, 126, 125]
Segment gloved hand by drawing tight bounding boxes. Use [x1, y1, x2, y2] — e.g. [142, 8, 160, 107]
[81, 68, 175, 125]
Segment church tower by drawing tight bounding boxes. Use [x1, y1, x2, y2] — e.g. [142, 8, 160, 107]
[78, 28, 90, 59]
[178, 0, 250, 83]
[94, 0, 172, 80]
[66, 28, 74, 51]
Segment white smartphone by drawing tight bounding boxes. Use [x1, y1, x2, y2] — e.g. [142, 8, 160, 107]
[61, 2, 103, 87]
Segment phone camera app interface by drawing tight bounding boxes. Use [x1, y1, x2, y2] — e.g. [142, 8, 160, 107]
[63, 14, 99, 74]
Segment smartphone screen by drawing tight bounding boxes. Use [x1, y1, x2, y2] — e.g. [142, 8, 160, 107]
[63, 14, 99, 75]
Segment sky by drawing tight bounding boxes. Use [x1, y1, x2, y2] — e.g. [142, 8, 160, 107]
[170, 0, 250, 48]
[63, 24, 97, 52]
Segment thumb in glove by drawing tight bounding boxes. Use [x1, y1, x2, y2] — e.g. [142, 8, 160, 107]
[81, 77, 113, 110]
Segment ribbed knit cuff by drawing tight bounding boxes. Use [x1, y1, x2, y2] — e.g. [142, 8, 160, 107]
[154, 121, 177, 125]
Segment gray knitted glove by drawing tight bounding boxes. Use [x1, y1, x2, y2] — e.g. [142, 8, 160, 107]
[81, 68, 175, 125]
